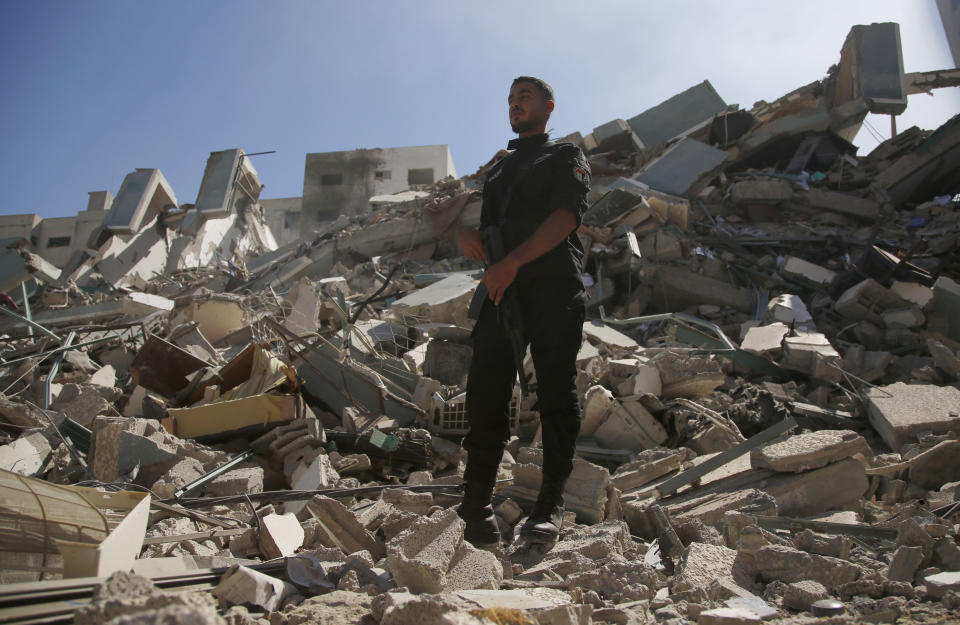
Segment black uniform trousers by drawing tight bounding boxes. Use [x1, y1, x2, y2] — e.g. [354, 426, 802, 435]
[463, 276, 585, 487]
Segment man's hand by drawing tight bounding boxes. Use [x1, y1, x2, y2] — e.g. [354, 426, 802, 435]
[482, 256, 520, 305]
[460, 228, 487, 262]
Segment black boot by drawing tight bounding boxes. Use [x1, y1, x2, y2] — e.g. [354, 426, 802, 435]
[457, 481, 501, 547]
[520, 482, 565, 543]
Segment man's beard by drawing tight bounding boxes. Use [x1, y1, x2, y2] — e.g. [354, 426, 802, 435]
[511, 119, 537, 134]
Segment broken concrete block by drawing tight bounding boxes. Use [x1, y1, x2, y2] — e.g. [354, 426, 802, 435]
[652, 264, 753, 313]
[764, 457, 868, 518]
[258, 512, 304, 559]
[730, 179, 793, 204]
[739, 323, 790, 358]
[444, 541, 503, 591]
[782, 580, 829, 611]
[882, 306, 926, 329]
[306, 495, 385, 559]
[390, 273, 478, 326]
[205, 466, 265, 497]
[781, 332, 842, 381]
[697, 607, 762, 624]
[423, 340, 472, 386]
[386, 508, 464, 594]
[780, 256, 836, 289]
[864, 382, 960, 451]
[674, 542, 750, 595]
[283, 277, 321, 336]
[382, 488, 434, 515]
[754, 545, 860, 589]
[170, 293, 246, 344]
[582, 321, 638, 350]
[90, 416, 138, 483]
[908, 440, 960, 491]
[835, 279, 909, 327]
[616, 363, 662, 397]
[0, 430, 51, 476]
[594, 396, 668, 451]
[750, 430, 870, 473]
[928, 338, 960, 381]
[212, 563, 294, 613]
[800, 188, 879, 221]
[765, 294, 814, 328]
[891, 280, 935, 309]
[612, 448, 685, 492]
[102, 168, 177, 234]
[928, 276, 960, 342]
[633, 137, 728, 196]
[793, 529, 851, 560]
[935, 538, 960, 571]
[655, 353, 724, 399]
[52, 383, 120, 427]
[887, 545, 924, 582]
[925, 571, 960, 599]
[505, 448, 613, 525]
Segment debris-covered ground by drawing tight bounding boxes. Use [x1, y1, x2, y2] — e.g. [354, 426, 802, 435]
[1, 21, 959, 625]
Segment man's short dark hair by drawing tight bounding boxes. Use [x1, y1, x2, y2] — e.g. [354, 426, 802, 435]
[512, 76, 554, 101]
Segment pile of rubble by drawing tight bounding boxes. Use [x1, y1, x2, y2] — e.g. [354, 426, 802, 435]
[1, 21, 959, 625]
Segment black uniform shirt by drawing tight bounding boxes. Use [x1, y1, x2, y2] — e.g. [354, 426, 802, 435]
[480, 133, 591, 286]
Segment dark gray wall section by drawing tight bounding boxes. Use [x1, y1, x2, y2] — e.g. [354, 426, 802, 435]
[627, 81, 727, 147]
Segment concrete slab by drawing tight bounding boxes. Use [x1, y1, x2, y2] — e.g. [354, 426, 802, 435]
[836, 22, 907, 115]
[864, 382, 960, 451]
[195, 149, 261, 217]
[754, 545, 860, 589]
[627, 80, 728, 147]
[633, 138, 729, 196]
[780, 256, 837, 288]
[750, 430, 871, 473]
[258, 512, 304, 559]
[0, 431, 51, 477]
[740, 323, 789, 357]
[390, 272, 478, 326]
[924, 571, 960, 599]
[582, 321, 638, 350]
[103, 169, 177, 234]
[306, 495, 384, 559]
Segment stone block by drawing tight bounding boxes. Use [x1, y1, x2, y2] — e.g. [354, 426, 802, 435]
[935, 538, 960, 571]
[891, 281, 934, 309]
[287, 453, 340, 514]
[928, 338, 960, 381]
[754, 545, 860, 589]
[593, 395, 668, 451]
[306, 495, 385, 559]
[782, 580, 829, 610]
[801, 188, 879, 220]
[52, 383, 119, 427]
[750, 430, 870, 473]
[928, 276, 960, 342]
[887, 545, 924, 582]
[780, 332, 841, 380]
[386, 508, 464, 593]
[864, 382, 960, 451]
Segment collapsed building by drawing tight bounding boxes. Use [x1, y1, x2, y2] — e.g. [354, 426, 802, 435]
[1, 21, 960, 625]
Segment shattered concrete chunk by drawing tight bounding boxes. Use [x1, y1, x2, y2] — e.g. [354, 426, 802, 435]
[749, 429, 871, 473]
[386, 508, 465, 594]
[753, 544, 860, 589]
[864, 382, 960, 450]
[212, 564, 294, 613]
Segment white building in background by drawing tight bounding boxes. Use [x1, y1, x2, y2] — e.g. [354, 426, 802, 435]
[298, 144, 457, 238]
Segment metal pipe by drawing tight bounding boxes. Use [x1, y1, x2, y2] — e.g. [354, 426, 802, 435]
[21, 282, 33, 338]
[44, 331, 76, 410]
[0, 302, 61, 342]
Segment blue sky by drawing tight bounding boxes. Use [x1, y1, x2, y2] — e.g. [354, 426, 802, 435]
[1, 1, 957, 219]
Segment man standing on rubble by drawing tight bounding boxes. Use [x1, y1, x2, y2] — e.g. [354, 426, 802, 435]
[457, 76, 591, 547]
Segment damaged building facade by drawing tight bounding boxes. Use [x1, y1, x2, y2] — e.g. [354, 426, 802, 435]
[1, 21, 960, 625]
